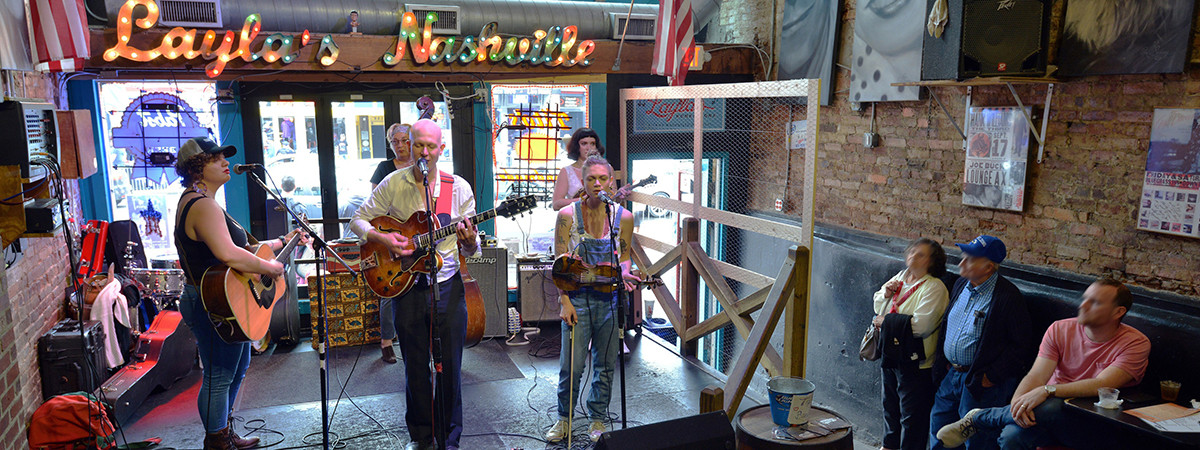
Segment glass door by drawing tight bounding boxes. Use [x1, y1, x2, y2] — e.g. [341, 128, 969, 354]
[331, 101, 387, 239]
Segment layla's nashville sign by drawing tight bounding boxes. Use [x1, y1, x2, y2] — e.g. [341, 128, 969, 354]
[104, 0, 596, 78]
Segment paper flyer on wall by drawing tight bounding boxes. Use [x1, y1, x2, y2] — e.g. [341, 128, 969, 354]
[1139, 109, 1200, 239]
[962, 106, 1030, 211]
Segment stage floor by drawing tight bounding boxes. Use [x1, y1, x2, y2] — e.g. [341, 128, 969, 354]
[112, 325, 783, 449]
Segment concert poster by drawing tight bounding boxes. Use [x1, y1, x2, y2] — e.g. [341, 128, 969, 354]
[1138, 109, 1200, 238]
[962, 106, 1030, 211]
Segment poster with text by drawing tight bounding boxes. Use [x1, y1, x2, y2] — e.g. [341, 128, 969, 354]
[1138, 109, 1200, 238]
[962, 107, 1030, 211]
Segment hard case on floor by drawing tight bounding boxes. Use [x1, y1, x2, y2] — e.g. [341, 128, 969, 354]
[38, 319, 108, 400]
[96, 311, 196, 425]
[77, 220, 109, 279]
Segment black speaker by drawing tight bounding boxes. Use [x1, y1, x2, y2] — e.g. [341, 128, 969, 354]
[595, 411, 735, 450]
[465, 246, 509, 337]
[921, 0, 1050, 80]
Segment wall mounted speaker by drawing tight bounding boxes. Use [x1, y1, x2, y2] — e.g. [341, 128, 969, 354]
[921, 0, 1050, 80]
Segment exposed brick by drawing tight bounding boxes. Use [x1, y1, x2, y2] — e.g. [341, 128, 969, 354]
[1043, 207, 1076, 222]
[867, 174, 887, 184]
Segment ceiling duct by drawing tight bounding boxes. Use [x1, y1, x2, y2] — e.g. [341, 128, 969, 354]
[158, 0, 222, 28]
[406, 4, 461, 34]
[610, 13, 655, 40]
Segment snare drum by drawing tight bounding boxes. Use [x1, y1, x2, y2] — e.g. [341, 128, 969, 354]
[129, 268, 186, 296]
[150, 255, 181, 269]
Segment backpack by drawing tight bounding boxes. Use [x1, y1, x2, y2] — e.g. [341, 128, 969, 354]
[27, 392, 117, 450]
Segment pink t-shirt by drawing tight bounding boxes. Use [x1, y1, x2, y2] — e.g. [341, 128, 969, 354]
[1040, 319, 1150, 387]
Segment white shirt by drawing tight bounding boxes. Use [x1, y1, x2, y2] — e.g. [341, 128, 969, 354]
[351, 168, 481, 283]
[872, 271, 949, 369]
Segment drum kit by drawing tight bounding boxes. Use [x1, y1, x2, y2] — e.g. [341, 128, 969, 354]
[125, 242, 186, 310]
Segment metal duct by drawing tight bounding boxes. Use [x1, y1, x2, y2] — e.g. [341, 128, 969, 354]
[106, 0, 663, 38]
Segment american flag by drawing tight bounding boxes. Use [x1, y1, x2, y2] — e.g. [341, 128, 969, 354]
[652, 0, 695, 86]
[29, 0, 89, 72]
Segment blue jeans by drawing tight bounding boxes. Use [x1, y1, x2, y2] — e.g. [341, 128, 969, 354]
[557, 288, 619, 420]
[929, 370, 1018, 450]
[177, 285, 251, 433]
[973, 401, 1058, 450]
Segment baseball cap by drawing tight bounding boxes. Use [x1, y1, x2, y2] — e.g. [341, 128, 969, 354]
[177, 137, 236, 165]
[955, 235, 1006, 264]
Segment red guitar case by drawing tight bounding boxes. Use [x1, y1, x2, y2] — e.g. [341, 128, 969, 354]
[77, 220, 109, 279]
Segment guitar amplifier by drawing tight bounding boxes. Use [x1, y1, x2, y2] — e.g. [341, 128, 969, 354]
[518, 259, 561, 322]
[324, 239, 362, 273]
[308, 273, 381, 348]
[465, 246, 509, 337]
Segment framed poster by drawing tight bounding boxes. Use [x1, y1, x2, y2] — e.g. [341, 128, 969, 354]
[1059, 0, 1194, 77]
[962, 107, 1031, 211]
[1138, 109, 1200, 238]
[849, 0, 923, 102]
[778, 0, 840, 105]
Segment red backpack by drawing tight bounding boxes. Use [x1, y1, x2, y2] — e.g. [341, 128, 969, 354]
[28, 392, 116, 449]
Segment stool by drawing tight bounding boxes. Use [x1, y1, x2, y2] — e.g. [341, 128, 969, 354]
[735, 404, 853, 450]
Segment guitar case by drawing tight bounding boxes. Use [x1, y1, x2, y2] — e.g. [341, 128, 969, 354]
[77, 220, 109, 279]
[269, 263, 302, 345]
[96, 310, 196, 425]
[104, 219, 148, 276]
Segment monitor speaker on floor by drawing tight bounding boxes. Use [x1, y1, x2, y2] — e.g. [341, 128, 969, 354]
[594, 411, 734, 450]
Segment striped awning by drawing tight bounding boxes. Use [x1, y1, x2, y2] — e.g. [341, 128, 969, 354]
[29, 0, 89, 72]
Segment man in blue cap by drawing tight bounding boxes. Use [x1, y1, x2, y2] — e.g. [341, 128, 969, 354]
[929, 235, 1034, 450]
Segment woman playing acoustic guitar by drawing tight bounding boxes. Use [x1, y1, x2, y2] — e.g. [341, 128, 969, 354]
[172, 137, 307, 449]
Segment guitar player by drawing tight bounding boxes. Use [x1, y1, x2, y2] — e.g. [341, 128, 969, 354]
[551, 128, 632, 211]
[349, 119, 480, 450]
[545, 156, 640, 444]
[172, 137, 308, 449]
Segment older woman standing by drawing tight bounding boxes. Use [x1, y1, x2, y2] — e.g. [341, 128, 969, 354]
[872, 238, 949, 450]
[173, 137, 304, 449]
[367, 123, 413, 364]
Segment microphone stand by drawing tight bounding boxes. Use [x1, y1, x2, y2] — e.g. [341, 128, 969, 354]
[418, 162, 450, 449]
[603, 197, 628, 430]
[244, 169, 358, 450]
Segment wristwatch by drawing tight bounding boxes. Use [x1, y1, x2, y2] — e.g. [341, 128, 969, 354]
[1043, 385, 1056, 397]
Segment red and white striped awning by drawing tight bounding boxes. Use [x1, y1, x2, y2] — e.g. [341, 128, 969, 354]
[29, 0, 89, 72]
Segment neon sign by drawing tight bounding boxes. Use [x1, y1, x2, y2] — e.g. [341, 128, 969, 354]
[104, 0, 596, 78]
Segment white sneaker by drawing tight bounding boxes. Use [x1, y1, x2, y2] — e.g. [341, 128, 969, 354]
[589, 420, 606, 442]
[936, 408, 983, 448]
[546, 419, 570, 443]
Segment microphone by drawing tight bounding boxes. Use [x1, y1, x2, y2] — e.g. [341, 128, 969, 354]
[416, 157, 429, 174]
[596, 190, 618, 205]
[232, 163, 262, 175]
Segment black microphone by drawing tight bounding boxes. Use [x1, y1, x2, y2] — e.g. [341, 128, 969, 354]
[416, 157, 429, 174]
[232, 163, 262, 175]
[596, 190, 619, 205]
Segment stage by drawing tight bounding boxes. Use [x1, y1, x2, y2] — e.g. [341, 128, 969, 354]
[111, 326, 779, 448]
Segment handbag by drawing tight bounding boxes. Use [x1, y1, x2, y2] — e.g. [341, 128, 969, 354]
[859, 323, 881, 361]
[861, 277, 927, 362]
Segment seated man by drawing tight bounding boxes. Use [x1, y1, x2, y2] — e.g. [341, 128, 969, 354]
[936, 278, 1150, 449]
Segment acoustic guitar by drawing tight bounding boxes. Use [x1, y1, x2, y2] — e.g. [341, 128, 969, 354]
[551, 255, 663, 293]
[200, 231, 304, 343]
[360, 195, 537, 299]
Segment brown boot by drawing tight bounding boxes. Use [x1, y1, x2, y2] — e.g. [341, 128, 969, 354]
[203, 426, 237, 450]
[229, 427, 260, 449]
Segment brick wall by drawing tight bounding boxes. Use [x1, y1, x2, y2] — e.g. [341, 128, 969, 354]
[745, 1, 1200, 297]
[0, 70, 77, 450]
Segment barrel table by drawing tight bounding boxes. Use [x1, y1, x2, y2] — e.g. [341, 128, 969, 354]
[735, 404, 853, 450]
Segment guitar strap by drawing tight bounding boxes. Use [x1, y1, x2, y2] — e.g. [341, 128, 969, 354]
[435, 171, 455, 224]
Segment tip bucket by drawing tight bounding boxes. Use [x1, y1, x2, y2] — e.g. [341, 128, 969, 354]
[767, 376, 816, 426]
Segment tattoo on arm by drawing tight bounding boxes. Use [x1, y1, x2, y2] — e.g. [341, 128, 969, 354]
[555, 214, 571, 254]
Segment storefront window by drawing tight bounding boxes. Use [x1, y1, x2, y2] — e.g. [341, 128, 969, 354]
[489, 84, 588, 255]
[98, 81, 221, 264]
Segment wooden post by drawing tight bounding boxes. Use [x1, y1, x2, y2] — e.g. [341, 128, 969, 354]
[700, 385, 724, 414]
[783, 246, 811, 377]
[680, 217, 700, 358]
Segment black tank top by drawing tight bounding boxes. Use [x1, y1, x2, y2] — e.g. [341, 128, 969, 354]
[175, 195, 249, 285]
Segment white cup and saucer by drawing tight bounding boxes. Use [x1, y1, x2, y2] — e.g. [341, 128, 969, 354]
[1095, 387, 1123, 410]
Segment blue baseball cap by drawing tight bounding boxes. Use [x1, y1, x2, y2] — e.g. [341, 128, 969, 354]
[956, 235, 1006, 264]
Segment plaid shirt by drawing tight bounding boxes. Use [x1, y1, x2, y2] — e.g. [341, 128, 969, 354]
[943, 273, 999, 366]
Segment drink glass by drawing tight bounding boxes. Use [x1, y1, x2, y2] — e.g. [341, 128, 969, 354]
[1161, 380, 1181, 402]
[1097, 387, 1120, 408]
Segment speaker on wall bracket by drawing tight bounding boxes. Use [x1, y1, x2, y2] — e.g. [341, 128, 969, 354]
[922, 0, 1050, 80]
